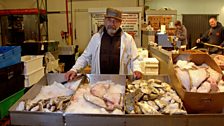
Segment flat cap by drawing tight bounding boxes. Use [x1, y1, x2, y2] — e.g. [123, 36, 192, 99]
[105, 8, 122, 21]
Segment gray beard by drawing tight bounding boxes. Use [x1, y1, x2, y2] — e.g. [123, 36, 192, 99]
[106, 27, 119, 36]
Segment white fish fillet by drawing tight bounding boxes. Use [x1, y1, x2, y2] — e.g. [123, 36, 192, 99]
[66, 81, 125, 114]
[176, 60, 196, 70]
[189, 68, 208, 89]
[32, 81, 74, 103]
[218, 80, 224, 92]
[207, 67, 222, 83]
[175, 68, 191, 91]
[103, 93, 122, 110]
[66, 85, 107, 114]
[83, 92, 107, 109]
[197, 81, 211, 93]
[90, 83, 110, 98]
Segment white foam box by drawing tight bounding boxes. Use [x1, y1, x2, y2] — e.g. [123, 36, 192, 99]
[24, 67, 45, 87]
[145, 67, 159, 75]
[144, 57, 159, 75]
[21, 55, 44, 75]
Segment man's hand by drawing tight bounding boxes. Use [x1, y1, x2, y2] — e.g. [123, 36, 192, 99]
[65, 70, 78, 81]
[133, 71, 142, 79]
[196, 38, 201, 43]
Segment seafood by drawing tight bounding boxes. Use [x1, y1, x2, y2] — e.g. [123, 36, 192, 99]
[66, 81, 125, 114]
[175, 60, 223, 93]
[90, 83, 110, 98]
[175, 68, 190, 91]
[16, 96, 71, 112]
[197, 81, 211, 93]
[83, 92, 107, 109]
[32, 81, 74, 103]
[189, 68, 208, 89]
[125, 79, 186, 115]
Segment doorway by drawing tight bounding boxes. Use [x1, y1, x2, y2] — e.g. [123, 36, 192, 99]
[182, 14, 218, 48]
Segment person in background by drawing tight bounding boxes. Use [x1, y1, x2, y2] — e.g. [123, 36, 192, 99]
[196, 17, 224, 53]
[65, 8, 142, 81]
[174, 20, 188, 48]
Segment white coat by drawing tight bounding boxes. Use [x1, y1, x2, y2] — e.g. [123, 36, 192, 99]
[71, 28, 141, 75]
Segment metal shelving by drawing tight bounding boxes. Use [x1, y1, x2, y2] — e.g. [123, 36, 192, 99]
[0, 0, 48, 45]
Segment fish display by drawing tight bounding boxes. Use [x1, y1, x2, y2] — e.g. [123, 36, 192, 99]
[16, 81, 74, 112]
[16, 96, 71, 112]
[15, 76, 188, 115]
[125, 79, 187, 115]
[66, 80, 125, 114]
[175, 60, 224, 93]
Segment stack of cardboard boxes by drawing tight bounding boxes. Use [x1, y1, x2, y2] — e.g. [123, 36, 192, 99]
[148, 15, 175, 35]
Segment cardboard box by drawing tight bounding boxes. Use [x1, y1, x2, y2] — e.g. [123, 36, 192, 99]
[171, 52, 224, 113]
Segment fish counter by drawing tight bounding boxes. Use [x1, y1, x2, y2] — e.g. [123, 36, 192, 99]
[9, 72, 224, 126]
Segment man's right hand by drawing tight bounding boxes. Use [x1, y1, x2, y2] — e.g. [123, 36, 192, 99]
[196, 38, 201, 43]
[65, 70, 78, 81]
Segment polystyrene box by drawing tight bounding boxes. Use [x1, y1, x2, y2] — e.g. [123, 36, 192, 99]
[21, 55, 44, 75]
[145, 67, 159, 75]
[24, 67, 45, 87]
[144, 58, 159, 75]
[144, 58, 159, 67]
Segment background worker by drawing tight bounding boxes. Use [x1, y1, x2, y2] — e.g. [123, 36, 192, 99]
[196, 17, 224, 53]
[174, 20, 188, 49]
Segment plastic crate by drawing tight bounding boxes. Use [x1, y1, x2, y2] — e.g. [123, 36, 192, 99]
[21, 55, 44, 75]
[45, 41, 59, 52]
[22, 41, 59, 55]
[0, 46, 21, 69]
[0, 88, 25, 119]
[0, 75, 24, 101]
[0, 62, 24, 82]
[58, 45, 75, 55]
[24, 67, 45, 87]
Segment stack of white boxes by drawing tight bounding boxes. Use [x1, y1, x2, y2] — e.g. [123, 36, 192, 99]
[21, 55, 44, 87]
[137, 48, 159, 75]
[143, 57, 159, 75]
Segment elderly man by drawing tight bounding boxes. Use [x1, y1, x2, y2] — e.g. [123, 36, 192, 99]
[196, 17, 224, 53]
[65, 8, 142, 81]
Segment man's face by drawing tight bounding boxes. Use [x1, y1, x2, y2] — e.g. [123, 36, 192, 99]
[209, 18, 217, 28]
[104, 17, 122, 36]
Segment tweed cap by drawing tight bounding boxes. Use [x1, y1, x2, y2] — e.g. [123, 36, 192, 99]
[105, 8, 122, 21]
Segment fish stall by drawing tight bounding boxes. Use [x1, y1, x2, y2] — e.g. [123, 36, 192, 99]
[9, 47, 224, 126]
[10, 73, 192, 126]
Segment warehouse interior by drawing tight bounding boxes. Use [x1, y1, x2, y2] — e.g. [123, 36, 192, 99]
[1, 0, 224, 125]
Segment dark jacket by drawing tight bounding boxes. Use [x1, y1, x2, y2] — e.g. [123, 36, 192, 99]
[175, 25, 188, 45]
[200, 22, 224, 46]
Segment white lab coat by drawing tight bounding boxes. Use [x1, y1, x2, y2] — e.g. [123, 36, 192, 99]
[71, 28, 141, 75]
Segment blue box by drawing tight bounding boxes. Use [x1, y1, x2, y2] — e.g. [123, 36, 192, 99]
[0, 46, 21, 69]
[157, 34, 181, 48]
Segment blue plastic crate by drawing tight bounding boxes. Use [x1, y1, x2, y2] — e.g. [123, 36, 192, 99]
[0, 46, 21, 69]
